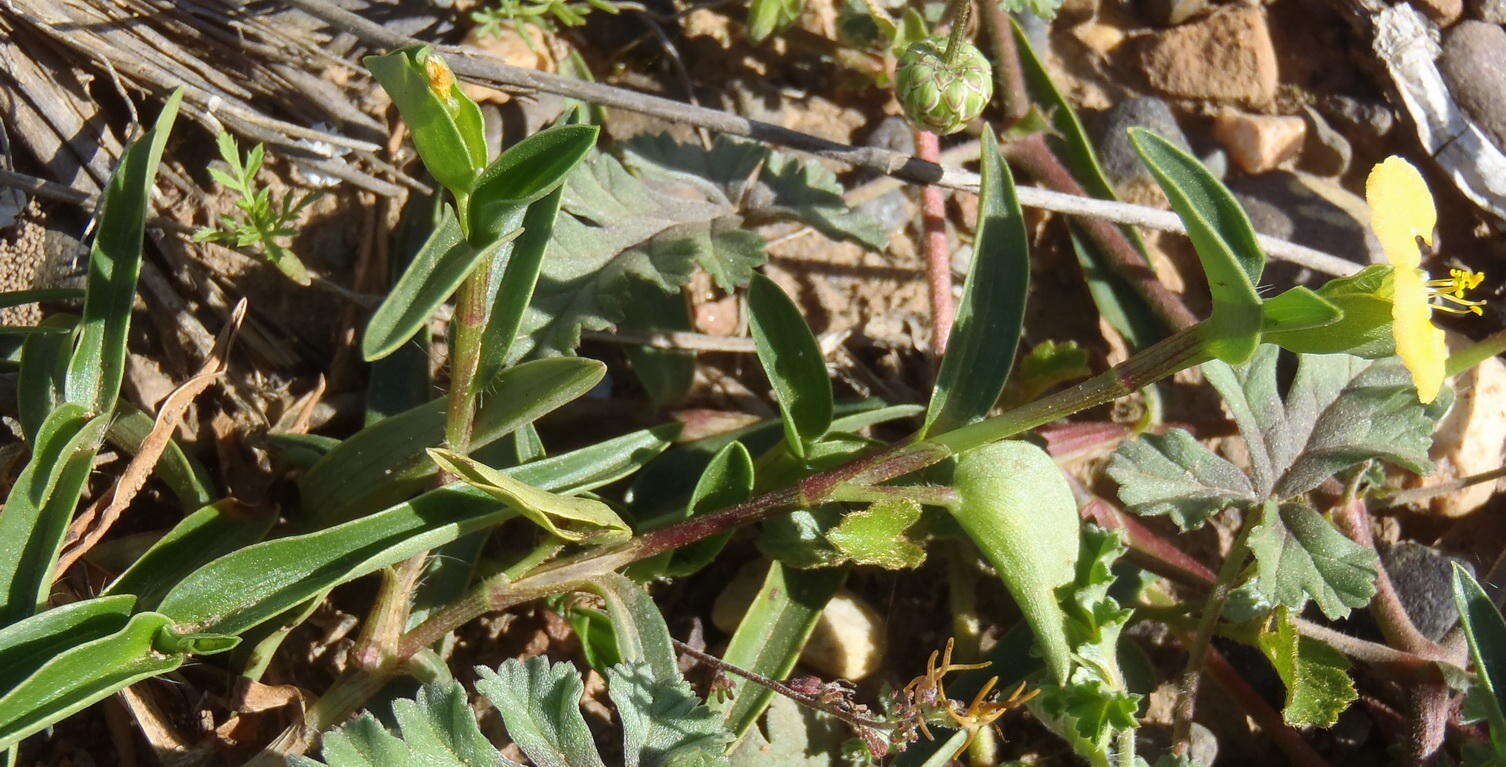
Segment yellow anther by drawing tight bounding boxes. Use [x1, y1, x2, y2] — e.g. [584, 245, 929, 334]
[1425, 268, 1487, 315]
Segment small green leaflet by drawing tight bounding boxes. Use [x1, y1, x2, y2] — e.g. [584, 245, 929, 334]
[291, 682, 515, 767]
[826, 498, 926, 570]
[1257, 607, 1356, 728]
[428, 449, 630, 543]
[1248, 500, 1378, 620]
[1107, 428, 1258, 531]
[607, 661, 732, 767]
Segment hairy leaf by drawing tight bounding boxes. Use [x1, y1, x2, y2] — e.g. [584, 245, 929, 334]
[827, 498, 925, 570]
[1248, 501, 1378, 620]
[607, 661, 732, 767]
[475, 657, 607, 767]
[589, 573, 678, 683]
[1454, 564, 1506, 744]
[104, 500, 274, 610]
[1257, 607, 1356, 728]
[516, 138, 882, 358]
[728, 696, 847, 766]
[1204, 345, 1450, 499]
[1107, 428, 1258, 530]
[293, 681, 516, 767]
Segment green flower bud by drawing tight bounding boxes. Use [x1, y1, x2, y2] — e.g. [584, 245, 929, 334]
[895, 37, 994, 135]
[365, 46, 487, 195]
[1264, 265, 1397, 358]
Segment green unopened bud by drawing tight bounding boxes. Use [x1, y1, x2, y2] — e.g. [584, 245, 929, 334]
[895, 37, 993, 135]
[1265, 265, 1396, 358]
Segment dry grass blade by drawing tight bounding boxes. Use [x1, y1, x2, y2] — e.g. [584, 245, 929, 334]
[55, 298, 249, 576]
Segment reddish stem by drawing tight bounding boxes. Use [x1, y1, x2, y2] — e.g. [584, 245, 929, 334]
[916, 129, 955, 356]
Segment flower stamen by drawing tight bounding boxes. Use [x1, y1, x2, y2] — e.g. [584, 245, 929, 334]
[1426, 268, 1487, 315]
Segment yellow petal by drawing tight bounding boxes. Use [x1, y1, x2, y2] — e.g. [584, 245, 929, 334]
[1365, 156, 1436, 270]
[1392, 267, 1447, 404]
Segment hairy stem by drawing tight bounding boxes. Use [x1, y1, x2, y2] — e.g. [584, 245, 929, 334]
[1331, 498, 1442, 658]
[1171, 510, 1257, 757]
[978, 0, 1029, 123]
[943, 0, 974, 64]
[916, 130, 955, 358]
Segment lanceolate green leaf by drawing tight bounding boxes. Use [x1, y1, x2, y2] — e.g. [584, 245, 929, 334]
[300, 357, 604, 525]
[1013, 20, 1166, 349]
[664, 441, 754, 577]
[103, 501, 275, 611]
[1128, 128, 1263, 364]
[474, 657, 607, 767]
[65, 90, 182, 416]
[1453, 564, 1506, 742]
[0, 612, 190, 750]
[477, 185, 566, 384]
[158, 485, 515, 636]
[951, 440, 1079, 683]
[17, 314, 75, 443]
[467, 125, 598, 245]
[715, 563, 845, 741]
[589, 573, 679, 683]
[0, 404, 109, 625]
[1248, 500, 1377, 620]
[361, 208, 513, 362]
[923, 129, 1029, 438]
[1257, 607, 1356, 728]
[0, 596, 134, 696]
[747, 274, 831, 459]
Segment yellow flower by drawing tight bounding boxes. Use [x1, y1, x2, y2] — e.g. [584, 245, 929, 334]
[1365, 156, 1485, 404]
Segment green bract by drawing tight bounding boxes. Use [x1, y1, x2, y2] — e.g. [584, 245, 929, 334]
[895, 37, 994, 135]
[364, 46, 486, 195]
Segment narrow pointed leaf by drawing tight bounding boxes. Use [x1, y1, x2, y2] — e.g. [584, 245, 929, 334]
[1453, 563, 1506, 741]
[103, 500, 275, 610]
[65, 90, 181, 415]
[0, 596, 134, 696]
[923, 129, 1029, 437]
[747, 274, 831, 458]
[477, 185, 565, 383]
[589, 573, 678, 683]
[158, 485, 516, 636]
[361, 208, 514, 362]
[468, 124, 598, 245]
[714, 563, 845, 741]
[0, 405, 109, 625]
[0, 612, 189, 750]
[1129, 128, 1263, 363]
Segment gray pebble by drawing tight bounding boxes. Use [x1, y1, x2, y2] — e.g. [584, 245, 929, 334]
[1226, 170, 1376, 284]
[1091, 97, 1193, 188]
[1300, 104, 1352, 177]
[1439, 21, 1506, 152]
[1318, 94, 1395, 138]
[1382, 541, 1473, 641]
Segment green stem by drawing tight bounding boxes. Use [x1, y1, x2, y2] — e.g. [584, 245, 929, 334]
[927, 324, 1210, 455]
[943, 0, 974, 64]
[1115, 726, 1136, 767]
[1446, 326, 1506, 377]
[286, 322, 1218, 757]
[1170, 508, 1258, 757]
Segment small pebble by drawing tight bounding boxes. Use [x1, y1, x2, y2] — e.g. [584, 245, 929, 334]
[1439, 21, 1506, 152]
[1382, 542, 1472, 640]
[1213, 111, 1306, 174]
[1299, 104, 1353, 177]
